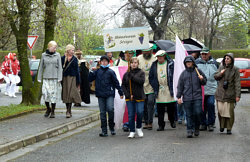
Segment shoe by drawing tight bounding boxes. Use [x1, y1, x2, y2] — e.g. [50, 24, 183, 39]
[44, 108, 51, 117]
[147, 124, 152, 130]
[184, 120, 187, 126]
[50, 111, 55, 118]
[66, 111, 71, 118]
[155, 113, 158, 117]
[208, 125, 214, 132]
[110, 129, 116, 135]
[170, 122, 176, 128]
[12, 94, 17, 98]
[212, 124, 216, 128]
[74, 103, 81, 107]
[157, 126, 164, 131]
[227, 130, 232, 135]
[128, 132, 136, 138]
[123, 126, 129, 132]
[99, 132, 108, 137]
[178, 120, 182, 124]
[220, 128, 224, 132]
[187, 131, 193, 138]
[143, 124, 148, 129]
[200, 125, 207, 131]
[194, 129, 200, 136]
[136, 128, 143, 137]
[4, 92, 8, 96]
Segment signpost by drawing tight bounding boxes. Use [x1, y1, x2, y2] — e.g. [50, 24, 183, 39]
[103, 27, 149, 52]
[27, 35, 39, 58]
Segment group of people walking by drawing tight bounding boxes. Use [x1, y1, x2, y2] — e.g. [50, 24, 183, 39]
[1, 53, 20, 98]
[89, 44, 241, 138]
[11, 40, 240, 139]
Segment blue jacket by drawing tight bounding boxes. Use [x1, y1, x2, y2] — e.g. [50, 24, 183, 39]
[61, 55, 80, 85]
[89, 67, 123, 98]
[195, 57, 218, 95]
[177, 55, 207, 101]
[149, 57, 174, 97]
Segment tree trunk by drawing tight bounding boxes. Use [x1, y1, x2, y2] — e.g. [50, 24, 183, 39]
[43, 0, 59, 52]
[153, 28, 165, 40]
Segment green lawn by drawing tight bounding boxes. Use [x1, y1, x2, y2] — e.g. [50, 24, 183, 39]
[0, 104, 45, 120]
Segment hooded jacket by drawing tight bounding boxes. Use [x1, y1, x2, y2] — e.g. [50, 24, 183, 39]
[214, 53, 241, 102]
[122, 68, 145, 100]
[149, 56, 174, 97]
[88, 66, 123, 98]
[176, 55, 207, 101]
[196, 56, 218, 95]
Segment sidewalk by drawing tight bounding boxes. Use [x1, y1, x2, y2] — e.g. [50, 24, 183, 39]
[0, 108, 100, 156]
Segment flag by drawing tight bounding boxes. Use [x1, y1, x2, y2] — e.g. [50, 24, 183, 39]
[110, 66, 128, 129]
[173, 35, 188, 100]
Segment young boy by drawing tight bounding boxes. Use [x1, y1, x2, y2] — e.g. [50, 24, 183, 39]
[89, 55, 123, 137]
[177, 55, 207, 138]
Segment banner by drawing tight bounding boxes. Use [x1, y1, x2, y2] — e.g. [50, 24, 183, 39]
[103, 27, 149, 52]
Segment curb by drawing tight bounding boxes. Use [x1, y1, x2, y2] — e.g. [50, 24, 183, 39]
[0, 112, 100, 156]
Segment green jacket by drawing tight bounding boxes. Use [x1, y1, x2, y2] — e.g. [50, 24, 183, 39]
[214, 53, 241, 102]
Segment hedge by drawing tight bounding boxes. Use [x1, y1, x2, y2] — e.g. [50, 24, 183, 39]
[0, 49, 249, 62]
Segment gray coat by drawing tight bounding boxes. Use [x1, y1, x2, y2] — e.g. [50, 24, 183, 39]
[177, 55, 207, 102]
[196, 57, 218, 95]
[37, 51, 63, 81]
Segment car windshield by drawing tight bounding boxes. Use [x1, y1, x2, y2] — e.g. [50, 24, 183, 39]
[30, 61, 40, 70]
[234, 60, 249, 69]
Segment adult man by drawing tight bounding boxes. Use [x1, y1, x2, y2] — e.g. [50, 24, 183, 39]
[196, 47, 218, 131]
[149, 50, 176, 131]
[137, 43, 156, 130]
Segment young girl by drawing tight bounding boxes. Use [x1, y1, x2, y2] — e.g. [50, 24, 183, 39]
[122, 57, 145, 138]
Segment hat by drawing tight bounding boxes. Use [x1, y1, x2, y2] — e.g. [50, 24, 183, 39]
[184, 57, 193, 62]
[155, 50, 167, 57]
[142, 43, 153, 51]
[100, 55, 110, 63]
[201, 47, 210, 53]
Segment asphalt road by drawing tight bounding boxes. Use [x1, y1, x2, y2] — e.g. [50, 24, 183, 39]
[7, 91, 250, 162]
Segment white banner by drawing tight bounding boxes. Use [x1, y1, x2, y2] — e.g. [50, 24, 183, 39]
[103, 27, 149, 52]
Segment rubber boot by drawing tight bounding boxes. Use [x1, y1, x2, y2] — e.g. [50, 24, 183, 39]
[44, 102, 51, 117]
[50, 103, 56, 118]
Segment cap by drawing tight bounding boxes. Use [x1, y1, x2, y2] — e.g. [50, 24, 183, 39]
[155, 50, 167, 57]
[201, 47, 210, 53]
[142, 43, 153, 51]
[100, 55, 110, 63]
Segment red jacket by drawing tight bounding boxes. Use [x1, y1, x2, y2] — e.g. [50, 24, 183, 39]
[6, 59, 20, 75]
[1, 61, 8, 76]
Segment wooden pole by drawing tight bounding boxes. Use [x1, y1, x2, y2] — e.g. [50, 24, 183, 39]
[195, 67, 201, 77]
[127, 51, 132, 100]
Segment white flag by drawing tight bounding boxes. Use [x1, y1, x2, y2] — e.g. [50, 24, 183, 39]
[173, 35, 188, 100]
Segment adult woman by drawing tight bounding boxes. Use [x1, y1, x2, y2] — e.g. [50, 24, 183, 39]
[61, 44, 81, 118]
[122, 57, 145, 138]
[37, 41, 62, 118]
[214, 53, 241, 134]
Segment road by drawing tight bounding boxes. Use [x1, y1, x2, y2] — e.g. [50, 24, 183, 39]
[1, 85, 249, 162]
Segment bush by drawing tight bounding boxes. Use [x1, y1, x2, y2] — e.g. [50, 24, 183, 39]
[210, 49, 250, 59]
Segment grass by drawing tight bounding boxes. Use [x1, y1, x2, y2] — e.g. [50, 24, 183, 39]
[0, 104, 45, 120]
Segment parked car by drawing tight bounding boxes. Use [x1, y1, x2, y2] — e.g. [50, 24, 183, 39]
[234, 58, 250, 92]
[17, 59, 40, 86]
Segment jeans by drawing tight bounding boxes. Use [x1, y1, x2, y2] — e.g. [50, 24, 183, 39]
[183, 99, 202, 132]
[157, 102, 176, 128]
[143, 94, 155, 124]
[98, 96, 115, 133]
[126, 101, 144, 132]
[201, 95, 216, 126]
[177, 103, 186, 121]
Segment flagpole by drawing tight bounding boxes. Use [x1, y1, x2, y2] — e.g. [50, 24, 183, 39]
[127, 51, 132, 100]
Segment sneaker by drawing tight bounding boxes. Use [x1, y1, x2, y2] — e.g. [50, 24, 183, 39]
[194, 129, 200, 136]
[187, 131, 193, 138]
[123, 126, 129, 132]
[220, 128, 224, 132]
[178, 120, 182, 124]
[208, 125, 214, 132]
[12, 95, 17, 98]
[200, 125, 207, 131]
[143, 124, 148, 129]
[147, 124, 153, 130]
[227, 130, 232, 135]
[110, 130, 116, 135]
[136, 128, 143, 137]
[157, 126, 164, 131]
[170, 122, 176, 128]
[99, 132, 108, 137]
[4, 92, 8, 96]
[128, 132, 135, 138]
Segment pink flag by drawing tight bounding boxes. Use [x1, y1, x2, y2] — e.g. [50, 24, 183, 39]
[110, 66, 128, 129]
[173, 35, 188, 100]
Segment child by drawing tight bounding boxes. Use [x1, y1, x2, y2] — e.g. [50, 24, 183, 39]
[89, 55, 123, 137]
[122, 57, 145, 138]
[177, 55, 207, 138]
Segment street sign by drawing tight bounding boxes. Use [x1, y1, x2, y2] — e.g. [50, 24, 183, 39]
[27, 35, 38, 49]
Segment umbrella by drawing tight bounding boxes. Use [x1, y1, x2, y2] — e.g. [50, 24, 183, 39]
[155, 40, 175, 51]
[166, 44, 202, 54]
[182, 38, 204, 49]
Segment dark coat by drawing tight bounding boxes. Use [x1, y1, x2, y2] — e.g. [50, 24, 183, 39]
[177, 55, 207, 102]
[214, 53, 241, 102]
[79, 62, 90, 104]
[149, 57, 174, 97]
[122, 68, 145, 100]
[88, 66, 123, 98]
[61, 55, 80, 85]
